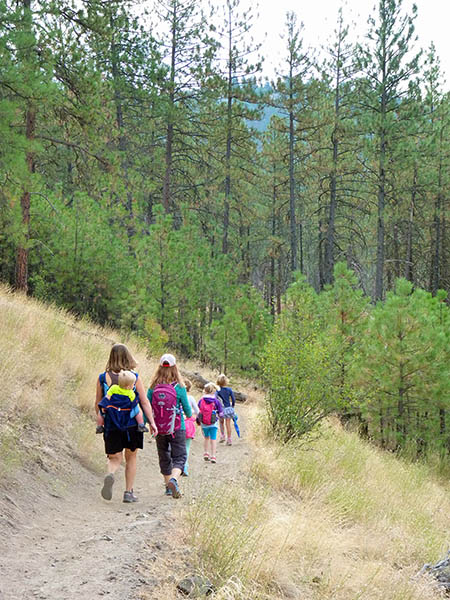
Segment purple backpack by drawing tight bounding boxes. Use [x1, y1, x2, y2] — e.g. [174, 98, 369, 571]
[152, 383, 180, 435]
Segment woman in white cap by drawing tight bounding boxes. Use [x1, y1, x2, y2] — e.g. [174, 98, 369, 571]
[147, 354, 192, 498]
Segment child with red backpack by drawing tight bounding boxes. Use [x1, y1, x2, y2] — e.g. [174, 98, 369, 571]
[147, 354, 192, 499]
[197, 382, 224, 464]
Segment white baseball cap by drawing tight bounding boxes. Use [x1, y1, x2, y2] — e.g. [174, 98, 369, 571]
[160, 353, 176, 367]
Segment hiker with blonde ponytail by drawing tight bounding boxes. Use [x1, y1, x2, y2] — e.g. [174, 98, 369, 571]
[197, 382, 224, 464]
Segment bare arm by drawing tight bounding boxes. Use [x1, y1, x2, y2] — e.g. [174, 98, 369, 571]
[95, 378, 102, 415]
[136, 376, 158, 435]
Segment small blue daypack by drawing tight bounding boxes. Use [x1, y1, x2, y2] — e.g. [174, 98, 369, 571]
[98, 372, 140, 432]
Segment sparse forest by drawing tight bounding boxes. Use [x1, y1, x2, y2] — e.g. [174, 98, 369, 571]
[1, 0, 449, 454]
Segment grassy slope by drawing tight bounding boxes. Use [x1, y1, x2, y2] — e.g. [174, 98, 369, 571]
[1, 286, 448, 599]
[0, 284, 154, 479]
[185, 408, 449, 599]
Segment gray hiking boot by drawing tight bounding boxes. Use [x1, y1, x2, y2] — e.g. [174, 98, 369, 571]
[101, 473, 115, 500]
[123, 489, 138, 503]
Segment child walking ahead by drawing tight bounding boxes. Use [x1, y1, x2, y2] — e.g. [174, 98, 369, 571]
[197, 382, 224, 464]
[183, 378, 199, 476]
[96, 370, 148, 434]
[216, 373, 236, 445]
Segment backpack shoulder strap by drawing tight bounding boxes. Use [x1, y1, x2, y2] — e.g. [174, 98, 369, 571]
[99, 371, 111, 396]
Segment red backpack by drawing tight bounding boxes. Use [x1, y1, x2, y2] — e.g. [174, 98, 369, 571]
[198, 397, 218, 425]
[152, 383, 180, 435]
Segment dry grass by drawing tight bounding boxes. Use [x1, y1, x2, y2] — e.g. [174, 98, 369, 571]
[183, 402, 448, 599]
[0, 283, 234, 480]
[0, 285, 160, 477]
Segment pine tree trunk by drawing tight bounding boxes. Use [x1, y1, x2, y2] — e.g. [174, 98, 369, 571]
[392, 220, 400, 280]
[288, 57, 297, 272]
[110, 14, 134, 237]
[222, 4, 233, 254]
[289, 102, 297, 272]
[430, 128, 443, 294]
[299, 222, 303, 273]
[15, 0, 35, 292]
[404, 167, 416, 282]
[375, 124, 386, 300]
[324, 29, 342, 286]
[269, 182, 276, 319]
[277, 257, 282, 315]
[162, 3, 177, 215]
[318, 215, 325, 290]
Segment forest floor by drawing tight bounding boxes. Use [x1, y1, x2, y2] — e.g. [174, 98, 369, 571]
[0, 404, 252, 600]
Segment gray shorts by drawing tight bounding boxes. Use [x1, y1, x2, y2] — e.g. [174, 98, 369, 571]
[222, 406, 235, 419]
[155, 428, 187, 475]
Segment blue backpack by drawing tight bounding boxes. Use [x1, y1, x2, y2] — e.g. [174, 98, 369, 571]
[98, 372, 140, 432]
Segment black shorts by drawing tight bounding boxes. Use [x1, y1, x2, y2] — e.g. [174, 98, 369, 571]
[103, 427, 144, 455]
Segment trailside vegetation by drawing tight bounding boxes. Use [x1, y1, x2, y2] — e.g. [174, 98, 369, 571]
[262, 262, 450, 458]
[1, 0, 449, 448]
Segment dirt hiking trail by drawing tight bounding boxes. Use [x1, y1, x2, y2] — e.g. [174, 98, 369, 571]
[0, 405, 252, 600]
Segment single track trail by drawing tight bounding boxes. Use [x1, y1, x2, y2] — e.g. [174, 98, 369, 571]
[0, 405, 252, 600]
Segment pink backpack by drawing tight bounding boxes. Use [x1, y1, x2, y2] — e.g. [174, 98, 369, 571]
[185, 416, 197, 439]
[198, 397, 218, 425]
[152, 383, 180, 435]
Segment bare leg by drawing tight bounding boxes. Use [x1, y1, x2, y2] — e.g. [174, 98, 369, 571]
[171, 467, 182, 479]
[107, 452, 123, 474]
[184, 438, 192, 474]
[225, 419, 232, 438]
[101, 452, 122, 500]
[210, 438, 217, 458]
[124, 448, 137, 492]
[219, 418, 225, 439]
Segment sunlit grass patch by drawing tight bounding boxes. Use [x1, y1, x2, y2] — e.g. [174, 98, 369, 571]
[185, 482, 268, 588]
[246, 415, 449, 599]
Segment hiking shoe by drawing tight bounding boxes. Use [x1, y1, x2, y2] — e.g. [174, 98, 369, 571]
[123, 489, 138, 503]
[96, 425, 104, 434]
[101, 473, 114, 500]
[165, 486, 172, 496]
[167, 477, 181, 499]
[210, 456, 217, 464]
[219, 435, 225, 443]
[203, 453, 210, 461]
[137, 423, 149, 433]
[226, 438, 232, 446]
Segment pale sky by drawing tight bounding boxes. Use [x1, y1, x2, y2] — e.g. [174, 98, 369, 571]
[242, 0, 450, 84]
